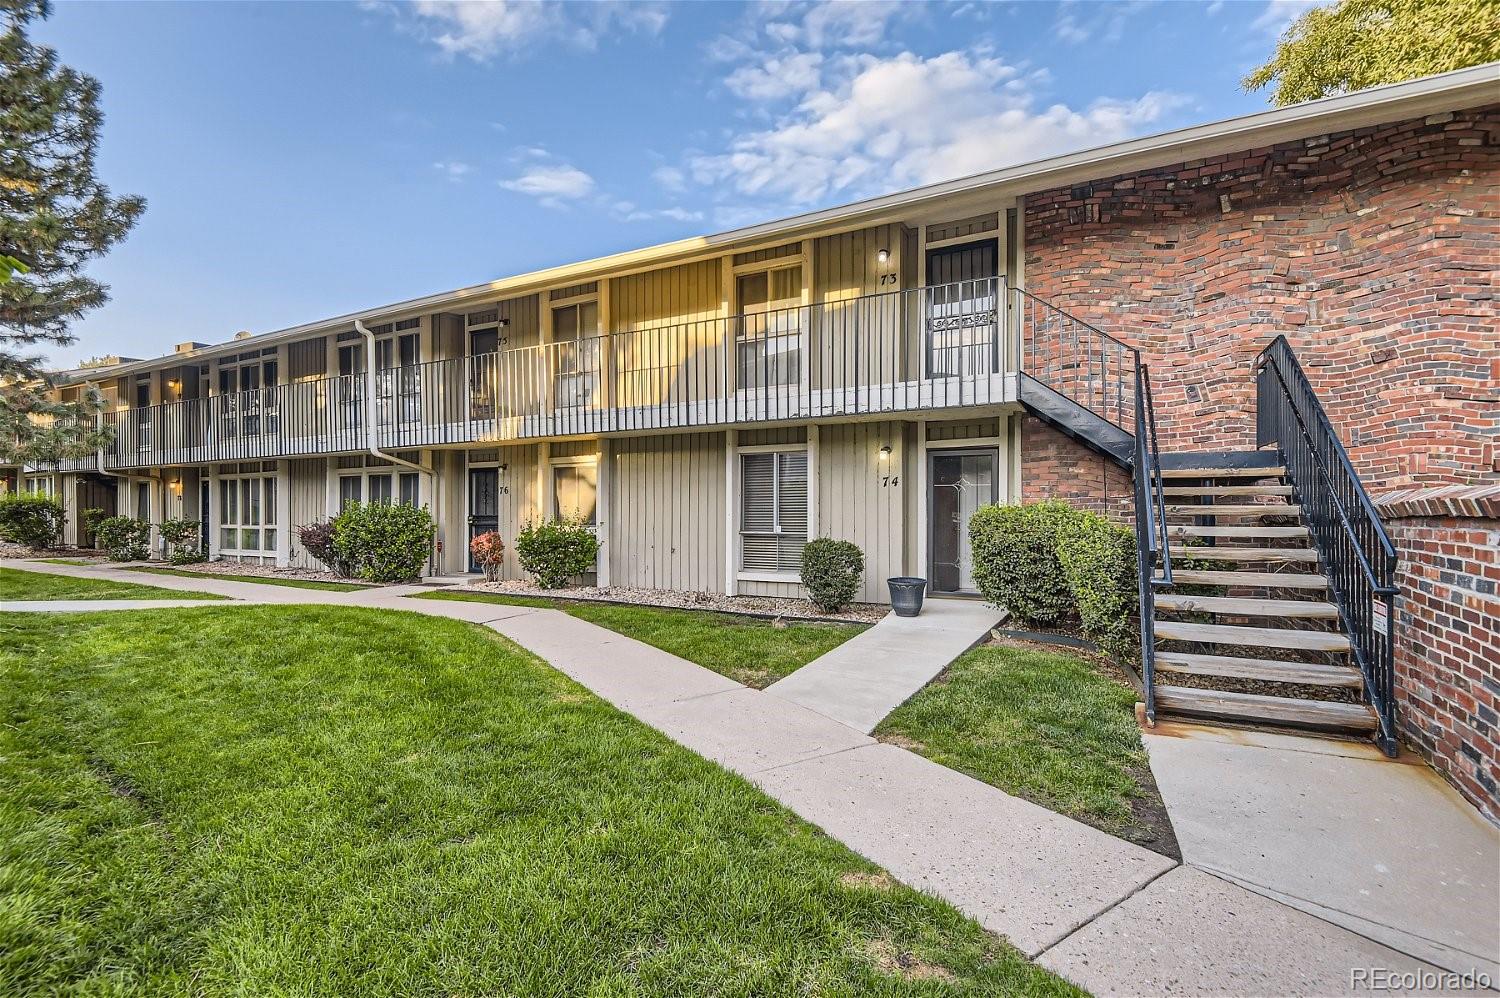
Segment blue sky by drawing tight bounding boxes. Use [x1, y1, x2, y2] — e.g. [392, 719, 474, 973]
[38, 0, 1319, 368]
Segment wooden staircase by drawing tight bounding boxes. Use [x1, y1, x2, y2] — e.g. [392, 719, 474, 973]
[1144, 457, 1380, 737]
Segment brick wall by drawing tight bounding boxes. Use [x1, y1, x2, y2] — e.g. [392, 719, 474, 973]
[1019, 417, 1134, 518]
[1016, 105, 1500, 819]
[1379, 489, 1500, 820]
[1022, 104, 1499, 492]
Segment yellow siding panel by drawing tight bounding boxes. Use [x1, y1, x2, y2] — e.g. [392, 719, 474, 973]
[609, 260, 725, 407]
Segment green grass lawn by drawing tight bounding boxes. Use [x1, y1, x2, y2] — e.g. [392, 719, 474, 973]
[0, 567, 226, 602]
[0, 606, 1073, 996]
[29, 558, 96, 565]
[419, 590, 863, 688]
[875, 641, 1177, 855]
[127, 566, 369, 592]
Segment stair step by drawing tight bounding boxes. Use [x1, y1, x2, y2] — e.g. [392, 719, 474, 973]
[1169, 569, 1329, 589]
[1170, 546, 1320, 562]
[1161, 465, 1286, 479]
[1155, 651, 1363, 687]
[1162, 485, 1294, 497]
[1156, 619, 1351, 652]
[1154, 686, 1378, 732]
[1163, 503, 1300, 517]
[1155, 593, 1340, 618]
[1169, 525, 1308, 539]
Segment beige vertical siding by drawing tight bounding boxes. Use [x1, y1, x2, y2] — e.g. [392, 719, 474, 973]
[495, 295, 540, 351]
[287, 458, 327, 568]
[609, 260, 725, 407]
[483, 444, 540, 580]
[288, 338, 326, 380]
[812, 224, 907, 389]
[609, 431, 725, 593]
[738, 426, 806, 446]
[927, 418, 1000, 441]
[816, 420, 909, 603]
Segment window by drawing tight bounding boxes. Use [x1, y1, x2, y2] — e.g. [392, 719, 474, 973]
[735, 263, 802, 390]
[551, 462, 597, 526]
[338, 475, 362, 509]
[340, 470, 421, 508]
[219, 474, 277, 552]
[376, 331, 421, 425]
[552, 299, 600, 407]
[24, 476, 54, 498]
[135, 482, 150, 523]
[217, 352, 279, 436]
[740, 450, 807, 573]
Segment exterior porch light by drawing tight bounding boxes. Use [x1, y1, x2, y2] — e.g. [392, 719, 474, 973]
[876, 248, 890, 264]
[879, 444, 892, 460]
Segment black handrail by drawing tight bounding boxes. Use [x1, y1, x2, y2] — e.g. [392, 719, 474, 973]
[1256, 335, 1398, 755]
[1132, 362, 1172, 722]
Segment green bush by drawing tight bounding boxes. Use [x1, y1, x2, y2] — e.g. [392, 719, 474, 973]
[0, 493, 65, 550]
[159, 517, 205, 564]
[515, 518, 599, 589]
[1057, 510, 1140, 661]
[331, 502, 435, 583]
[969, 500, 1082, 626]
[95, 516, 152, 562]
[800, 538, 864, 613]
[80, 507, 107, 546]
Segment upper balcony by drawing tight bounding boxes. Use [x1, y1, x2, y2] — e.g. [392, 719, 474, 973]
[58, 278, 1124, 472]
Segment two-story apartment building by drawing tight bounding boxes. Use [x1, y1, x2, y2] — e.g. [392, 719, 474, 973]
[18, 65, 1498, 818]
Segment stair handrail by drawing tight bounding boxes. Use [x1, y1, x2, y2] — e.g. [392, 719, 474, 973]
[1013, 286, 1138, 431]
[1133, 360, 1171, 724]
[1255, 335, 1399, 754]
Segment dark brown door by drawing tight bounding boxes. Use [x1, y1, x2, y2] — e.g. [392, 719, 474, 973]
[75, 475, 117, 548]
[926, 240, 1000, 378]
[929, 448, 998, 594]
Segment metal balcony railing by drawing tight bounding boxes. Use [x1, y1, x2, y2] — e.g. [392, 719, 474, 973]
[58, 279, 1021, 471]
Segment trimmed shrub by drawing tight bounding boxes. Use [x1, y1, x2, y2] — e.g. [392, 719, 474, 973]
[95, 516, 151, 562]
[969, 500, 1082, 626]
[331, 502, 435, 583]
[469, 531, 506, 583]
[80, 507, 107, 547]
[159, 517, 205, 564]
[297, 520, 348, 576]
[515, 518, 598, 589]
[0, 493, 65, 550]
[1057, 510, 1139, 661]
[800, 538, 864, 613]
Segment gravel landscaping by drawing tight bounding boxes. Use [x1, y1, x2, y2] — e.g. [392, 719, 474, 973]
[461, 580, 890, 623]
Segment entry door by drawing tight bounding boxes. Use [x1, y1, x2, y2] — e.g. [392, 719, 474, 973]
[926, 240, 999, 378]
[467, 468, 499, 571]
[929, 448, 998, 594]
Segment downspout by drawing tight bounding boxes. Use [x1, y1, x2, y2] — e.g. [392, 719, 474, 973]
[355, 319, 439, 575]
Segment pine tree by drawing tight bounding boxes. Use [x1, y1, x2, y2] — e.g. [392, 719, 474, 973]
[1, 0, 144, 465]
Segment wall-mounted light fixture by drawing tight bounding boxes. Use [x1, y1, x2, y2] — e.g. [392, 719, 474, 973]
[876, 248, 890, 265]
[169, 478, 183, 495]
[498, 463, 509, 472]
[166, 378, 182, 392]
[879, 444, 892, 461]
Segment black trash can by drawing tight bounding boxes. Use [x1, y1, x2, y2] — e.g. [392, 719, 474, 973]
[888, 577, 927, 617]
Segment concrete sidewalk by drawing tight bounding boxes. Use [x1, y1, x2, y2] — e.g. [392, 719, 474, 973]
[1145, 723, 1500, 980]
[764, 597, 1002, 731]
[3, 561, 1490, 995]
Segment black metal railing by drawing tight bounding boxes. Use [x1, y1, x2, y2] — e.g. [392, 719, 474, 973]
[1016, 287, 1136, 430]
[61, 279, 1018, 470]
[1256, 335, 1399, 754]
[1132, 362, 1172, 721]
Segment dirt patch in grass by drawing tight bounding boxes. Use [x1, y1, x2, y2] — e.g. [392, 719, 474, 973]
[866, 937, 957, 983]
[840, 870, 896, 891]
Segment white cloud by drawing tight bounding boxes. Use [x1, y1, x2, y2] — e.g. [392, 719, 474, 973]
[690, 50, 1186, 206]
[1052, 1, 1151, 45]
[724, 51, 824, 100]
[651, 165, 687, 192]
[1252, 0, 1334, 36]
[780, 1, 913, 49]
[378, 0, 669, 61]
[433, 160, 473, 182]
[499, 163, 596, 206]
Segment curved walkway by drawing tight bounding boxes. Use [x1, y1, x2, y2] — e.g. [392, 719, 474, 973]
[3, 559, 1491, 996]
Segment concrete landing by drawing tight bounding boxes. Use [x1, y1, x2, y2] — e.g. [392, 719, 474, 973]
[763, 597, 1002, 731]
[1145, 722, 1500, 980]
